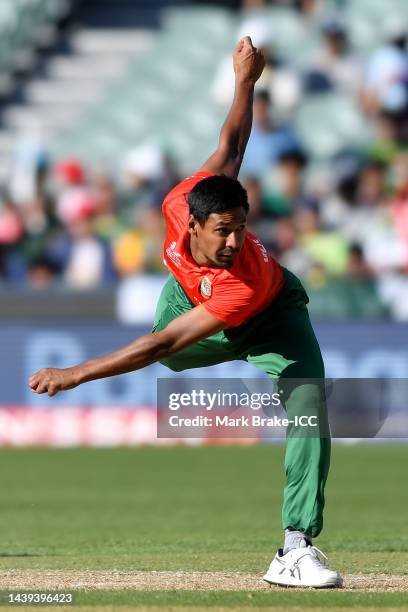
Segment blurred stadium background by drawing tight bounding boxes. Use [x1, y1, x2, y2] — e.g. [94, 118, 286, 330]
[0, 0, 408, 446]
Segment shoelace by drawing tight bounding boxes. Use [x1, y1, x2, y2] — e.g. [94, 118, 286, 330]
[292, 545, 329, 570]
[309, 545, 329, 566]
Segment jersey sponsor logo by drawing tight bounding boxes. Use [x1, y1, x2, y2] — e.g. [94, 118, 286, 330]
[165, 241, 182, 268]
[200, 275, 212, 298]
[252, 238, 269, 263]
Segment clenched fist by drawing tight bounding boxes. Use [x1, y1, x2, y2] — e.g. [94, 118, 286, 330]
[29, 367, 80, 397]
[233, 36, 265, 85]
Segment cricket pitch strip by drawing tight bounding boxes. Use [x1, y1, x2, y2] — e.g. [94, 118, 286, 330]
[0, 570, 407, 592]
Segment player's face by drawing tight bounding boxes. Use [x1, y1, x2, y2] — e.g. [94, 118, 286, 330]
[196, 208, 247, 268]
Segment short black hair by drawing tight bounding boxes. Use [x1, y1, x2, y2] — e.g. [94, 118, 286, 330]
[188, 175, 249, 224]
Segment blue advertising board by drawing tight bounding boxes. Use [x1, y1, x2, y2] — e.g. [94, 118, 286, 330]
[0, 321, 408, 407]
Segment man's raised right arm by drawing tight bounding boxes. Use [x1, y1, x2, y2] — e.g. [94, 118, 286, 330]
[199, 36, 265, 179]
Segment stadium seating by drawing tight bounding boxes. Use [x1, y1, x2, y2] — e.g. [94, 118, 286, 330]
[295, 94, 373, 159]
[52, 4, 236, 173]
[0, 0, 405, 319]
[0, 0, 396, 174]
[0, 0, 70, 74]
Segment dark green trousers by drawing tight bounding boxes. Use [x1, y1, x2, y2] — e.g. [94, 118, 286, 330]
[152, 268, 330, 537]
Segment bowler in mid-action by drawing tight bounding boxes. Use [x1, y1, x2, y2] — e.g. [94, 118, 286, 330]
[29, 37, 341, 588]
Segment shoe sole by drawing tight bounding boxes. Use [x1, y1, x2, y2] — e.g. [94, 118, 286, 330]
[263, 576, 343, 589]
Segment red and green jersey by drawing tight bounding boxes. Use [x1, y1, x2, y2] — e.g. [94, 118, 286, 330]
[162, 171, 284, 327]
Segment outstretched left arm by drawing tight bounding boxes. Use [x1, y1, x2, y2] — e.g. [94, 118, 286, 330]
[200, 36, 265, 179]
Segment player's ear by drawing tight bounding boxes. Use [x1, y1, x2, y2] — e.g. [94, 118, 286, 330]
[188, 214, 199, 236]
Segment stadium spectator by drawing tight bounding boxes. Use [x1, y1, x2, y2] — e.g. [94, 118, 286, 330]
[113, 229, 147, 277]
[362, 179, 408, 320]
[26, 255, 58, 289]
[242, 175, 276, 246]
[92, 171, 124, 242]
[49, 190, 115, 289]
[319, 151, 362, 230]
[121, 144, 169, 220]
[306, 17, 361, 94]
[20, 194, 58, 279]
[271, 216, 312, 278]
[0, 191, 25, 283]
[120, 144, 176, 271]
[322, 158, 388, 247]
[359, 159, 387, 204]
[241, 0, 266, 7]
[368, 109, 401, 163]
[243, 175, 263, 226]
[212, 18, 301, 114]
[241, 90, 301, 177]
[9, 135, 49, 207]
[346, 244, 374, 280]
[294, 203, 350, 278]
[261, 144, 311, 216]
[362, 17, 408, 115]
[293, 0, 324, 22]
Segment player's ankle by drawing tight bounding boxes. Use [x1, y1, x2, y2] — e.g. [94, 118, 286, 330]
[283, 527, 312, 554]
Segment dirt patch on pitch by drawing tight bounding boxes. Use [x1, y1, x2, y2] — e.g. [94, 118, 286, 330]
[0, 570, 407, 592]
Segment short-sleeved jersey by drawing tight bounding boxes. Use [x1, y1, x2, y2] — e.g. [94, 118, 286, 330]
[162, 172, 284, 327]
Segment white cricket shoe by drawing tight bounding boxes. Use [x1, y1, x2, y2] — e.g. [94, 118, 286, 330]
[263, 544, 342, 588]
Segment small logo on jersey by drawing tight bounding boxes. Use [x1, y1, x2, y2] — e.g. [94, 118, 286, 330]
[200, 276, 212, 298]
[252, 238, 269, 263]
[165, 241, 182, 268]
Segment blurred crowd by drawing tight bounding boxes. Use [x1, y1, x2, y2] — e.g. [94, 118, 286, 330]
[2, 0, 408, 319]
[0, 143, 179, 289]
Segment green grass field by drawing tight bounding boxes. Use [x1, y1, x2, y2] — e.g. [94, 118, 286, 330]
[0, 445, 406, 610]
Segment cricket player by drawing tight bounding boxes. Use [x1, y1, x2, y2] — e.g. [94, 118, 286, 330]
[29, 37, 342, 588]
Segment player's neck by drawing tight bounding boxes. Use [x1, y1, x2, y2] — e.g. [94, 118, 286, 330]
[189, 235, 209, 267]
